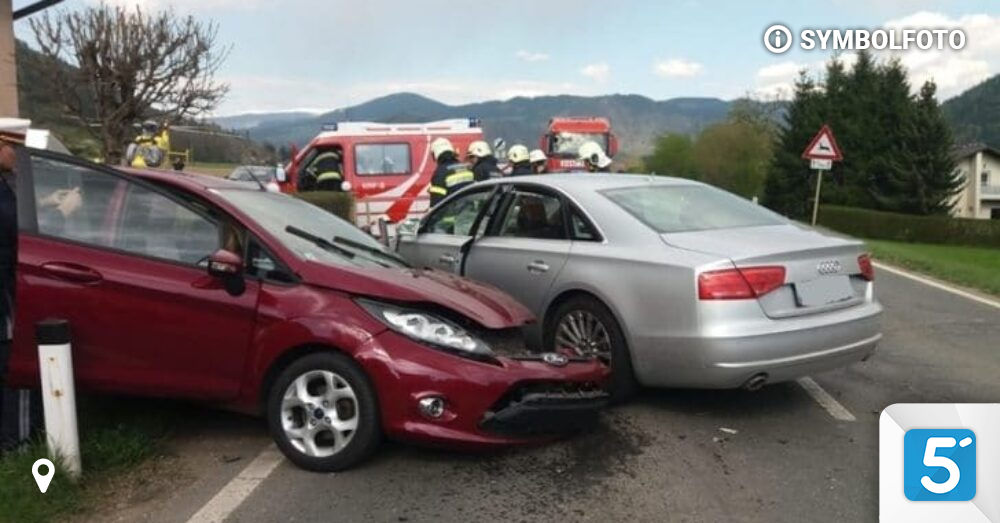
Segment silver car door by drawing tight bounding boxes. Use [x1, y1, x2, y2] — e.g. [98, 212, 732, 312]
[396, 187, 493, 274]
[463, 188, 571, 314]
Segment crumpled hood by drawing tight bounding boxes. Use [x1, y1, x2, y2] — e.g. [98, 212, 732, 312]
[298, 263, 534, 329]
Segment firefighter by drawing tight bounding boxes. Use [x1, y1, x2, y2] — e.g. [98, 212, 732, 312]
[529, 149, 548, 174]
[428, 138, 475, 206]
[578, 140, 613, 172]
[304, 149, 346, 191]
[127, 120, 171, 168]
[466, 140, 503, 181]
[507, 144, 532, 176]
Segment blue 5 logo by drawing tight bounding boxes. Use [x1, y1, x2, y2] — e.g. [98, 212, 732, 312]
[904, 429, 976, 501]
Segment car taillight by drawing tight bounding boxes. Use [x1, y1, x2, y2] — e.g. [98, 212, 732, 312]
[698, 266, 786, 300]
[858, 253, 875, 281]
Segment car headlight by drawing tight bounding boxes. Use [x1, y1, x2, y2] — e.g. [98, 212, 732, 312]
[359, 300, 494, 359]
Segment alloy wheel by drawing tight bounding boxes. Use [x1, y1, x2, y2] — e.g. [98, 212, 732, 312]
[555, 310, 613, 362]
[280, 370, 359, 458]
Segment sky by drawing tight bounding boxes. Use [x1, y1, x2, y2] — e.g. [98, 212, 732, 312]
[11, 0, 1000, 116]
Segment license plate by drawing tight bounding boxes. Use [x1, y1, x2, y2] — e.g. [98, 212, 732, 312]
[794, 276, 854, 308]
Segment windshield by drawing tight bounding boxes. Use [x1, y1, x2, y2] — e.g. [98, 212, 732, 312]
[219, 190, 408, 268]
[603, 184, 786, 233]
[229, 166, 276, 182]
[550, 132, 609, 157]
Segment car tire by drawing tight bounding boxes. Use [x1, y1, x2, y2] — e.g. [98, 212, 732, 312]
[545, 296, 638, 403]
[266, 352, 381, 472]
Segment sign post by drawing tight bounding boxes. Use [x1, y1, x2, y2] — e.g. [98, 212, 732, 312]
[801, 125, 843, 226]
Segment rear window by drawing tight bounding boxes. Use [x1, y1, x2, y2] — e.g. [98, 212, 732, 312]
[602, 184, 785, 233]
[355, 143, 410, 176]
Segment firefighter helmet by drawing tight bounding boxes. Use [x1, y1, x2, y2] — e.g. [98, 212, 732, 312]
[529, 149, 547, 164]
[578, 141, 612, 169]
[431, 138, 455, 161]
[467, 140, 492, 159]
[507, 144, 529, 164]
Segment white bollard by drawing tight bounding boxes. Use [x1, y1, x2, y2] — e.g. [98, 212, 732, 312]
[36, 319, 81, 480]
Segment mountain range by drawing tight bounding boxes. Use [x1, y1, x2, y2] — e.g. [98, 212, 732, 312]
[212, 93, 733, 161]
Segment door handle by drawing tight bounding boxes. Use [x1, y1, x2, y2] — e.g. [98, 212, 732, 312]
[438, 254, 458, 265]
[527, 260, 550, 274]
[40, 262, 104, 284]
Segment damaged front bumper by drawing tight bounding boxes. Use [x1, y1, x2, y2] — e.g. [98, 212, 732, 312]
[480, 387, 609, 436]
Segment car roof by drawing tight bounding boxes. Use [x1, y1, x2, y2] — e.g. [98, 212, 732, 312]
[122, 167, 260, 192]
[477, 173, 702, 194]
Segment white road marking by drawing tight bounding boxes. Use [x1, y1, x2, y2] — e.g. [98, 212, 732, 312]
[874, 261, 1000, 311]
[186, 445, 284, 523]
[797, 377, 856, 422]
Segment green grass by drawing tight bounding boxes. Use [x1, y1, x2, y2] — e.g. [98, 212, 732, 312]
[866, 240, 1000, 297]
[0, 397, 168, 523]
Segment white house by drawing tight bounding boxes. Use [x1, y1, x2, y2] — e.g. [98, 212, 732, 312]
[952, 143, 1000, 220]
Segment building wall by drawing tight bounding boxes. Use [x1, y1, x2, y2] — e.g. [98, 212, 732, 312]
[1, 0, 18, 116]
[952, 151, 1000, 220]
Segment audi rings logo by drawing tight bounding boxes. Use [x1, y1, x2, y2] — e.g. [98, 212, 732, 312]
[542, 353, 569, 367]
[816, 260, 843, 275]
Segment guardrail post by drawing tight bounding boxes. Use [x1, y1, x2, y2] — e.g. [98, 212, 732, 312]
[36, 319, 81, 480]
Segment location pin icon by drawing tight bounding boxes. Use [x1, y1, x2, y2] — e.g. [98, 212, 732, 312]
[32, 458, 55, 493]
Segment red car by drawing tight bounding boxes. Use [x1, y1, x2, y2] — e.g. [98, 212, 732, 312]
[7, 150, 609, 471]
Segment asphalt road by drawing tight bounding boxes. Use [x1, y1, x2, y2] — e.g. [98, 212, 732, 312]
[128, 269, 1000, 523]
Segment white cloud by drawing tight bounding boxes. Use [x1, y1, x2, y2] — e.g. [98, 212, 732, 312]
[880, 11, 998, 98]
[653, 59, 704, 78]
[515, 50, 550, 63]
[750, 12, 998, 101]
[580, 62, 610, 83]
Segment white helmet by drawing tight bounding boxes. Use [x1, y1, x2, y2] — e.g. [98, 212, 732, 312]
[430, 137, 455, 161]
[467, 140, 492, 159]
[578, 141, 612, 169]
[529, 149, 547, 164]
[507, 144, 529, 164]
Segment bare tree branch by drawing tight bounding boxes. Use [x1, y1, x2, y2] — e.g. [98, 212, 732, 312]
[30, 5, 230, 163]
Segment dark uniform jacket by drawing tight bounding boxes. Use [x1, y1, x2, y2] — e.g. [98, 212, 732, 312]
[429, 153, 475, 206]
[472, 156, 503, 181]
[509, 162, 533, 176]
[0, 172, 16, 342]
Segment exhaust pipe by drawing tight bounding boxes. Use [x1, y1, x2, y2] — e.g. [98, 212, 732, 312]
[743, 373, 769, 392]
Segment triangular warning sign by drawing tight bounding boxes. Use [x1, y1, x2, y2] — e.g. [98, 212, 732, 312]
[802, 125, 843, 161]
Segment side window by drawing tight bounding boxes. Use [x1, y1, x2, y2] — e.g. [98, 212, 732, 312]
[118, 183, 221, 265]
[569, 208, 599, 241]
[355, 143, 410, 176]
[497, 191, 567, 240]
[31, 156, 124, 247]
[423, 190, 492, 236]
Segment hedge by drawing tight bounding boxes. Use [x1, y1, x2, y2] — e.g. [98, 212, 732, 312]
[294, 191, 355, 222]
[818, 205, 1000, 248]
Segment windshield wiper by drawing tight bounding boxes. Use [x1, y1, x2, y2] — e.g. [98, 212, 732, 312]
[285, 225, 358, 260]
[331, 236, 410, 266]
[285, 226, 399, 268]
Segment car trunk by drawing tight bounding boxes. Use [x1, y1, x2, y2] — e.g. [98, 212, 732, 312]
[662, 224, 869, 318]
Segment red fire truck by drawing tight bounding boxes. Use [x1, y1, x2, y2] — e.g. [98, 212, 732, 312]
[539, 117, 618, 173]
[280, 119, 485, 227]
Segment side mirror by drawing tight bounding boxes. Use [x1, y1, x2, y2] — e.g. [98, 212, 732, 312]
[397, 218, 421, 239]
[275, 164, 287, 183]
[208, 249, 244, 277]
[207, 249, 246, 296]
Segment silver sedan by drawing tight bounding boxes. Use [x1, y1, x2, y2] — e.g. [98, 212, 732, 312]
[397, 174, 883, 400]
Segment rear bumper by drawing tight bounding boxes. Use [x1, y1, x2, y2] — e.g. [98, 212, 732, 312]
[632, 302, 883, 389]
[359, 330, 610, 450]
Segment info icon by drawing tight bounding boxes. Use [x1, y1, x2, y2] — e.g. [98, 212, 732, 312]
[903, 429, 976, 502]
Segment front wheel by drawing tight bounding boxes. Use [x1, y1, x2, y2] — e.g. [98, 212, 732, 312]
[266, 352, 381, 472]
[545, 296, 638, 403]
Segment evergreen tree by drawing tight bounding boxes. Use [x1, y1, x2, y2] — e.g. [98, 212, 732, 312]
[763, 72, 825, 218]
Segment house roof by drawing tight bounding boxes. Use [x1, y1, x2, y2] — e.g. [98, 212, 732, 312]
[953, 142, 1000, 160]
